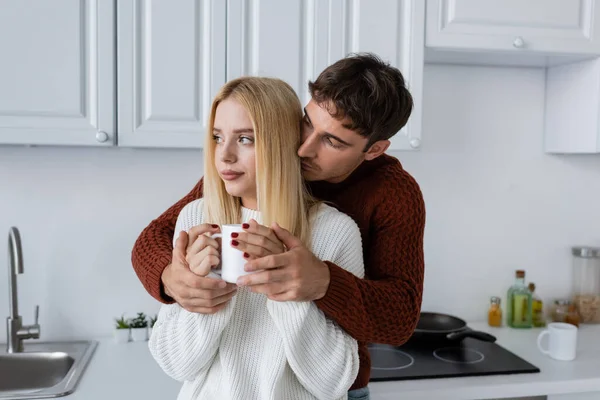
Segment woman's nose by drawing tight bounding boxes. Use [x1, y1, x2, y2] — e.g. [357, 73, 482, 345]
[220, 142, 237, 163]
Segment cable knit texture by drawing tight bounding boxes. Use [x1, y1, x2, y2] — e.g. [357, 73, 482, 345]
[148, 199, 364, 400]
[132, 154, 426, 390]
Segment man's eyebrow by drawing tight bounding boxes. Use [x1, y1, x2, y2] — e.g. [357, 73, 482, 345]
[304, 107, 352, 147]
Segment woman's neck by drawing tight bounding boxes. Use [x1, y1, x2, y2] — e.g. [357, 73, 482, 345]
[241, 197, 258, 210]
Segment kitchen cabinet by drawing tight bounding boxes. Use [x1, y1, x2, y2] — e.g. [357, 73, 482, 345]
[545, 58, 600, 154]
[117, 0, 226, 148]
[0, 0, 115, 146]
[226, 0, 424, 151]
[0, 0, 423, 150]
[426, 0, 600, 56]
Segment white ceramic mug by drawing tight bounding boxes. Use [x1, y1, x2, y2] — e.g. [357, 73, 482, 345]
[537, 322, 578, 361]
[209, 224, 250, 283]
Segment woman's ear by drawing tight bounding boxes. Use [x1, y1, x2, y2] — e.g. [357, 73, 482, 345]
[364, 140, 391, 160]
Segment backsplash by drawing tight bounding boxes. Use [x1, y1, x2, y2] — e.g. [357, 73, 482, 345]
[1, 64, 600, 342]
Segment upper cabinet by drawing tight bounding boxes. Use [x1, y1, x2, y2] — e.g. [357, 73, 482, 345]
[117, 0, 226, 148]
[426, 0, 600, 55]
[0, 0, 423, 150]
[226, 0, 425, 151]
[0, 0, 115, 146]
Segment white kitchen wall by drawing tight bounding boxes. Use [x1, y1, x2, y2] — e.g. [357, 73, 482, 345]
[1, 64, 600, 343]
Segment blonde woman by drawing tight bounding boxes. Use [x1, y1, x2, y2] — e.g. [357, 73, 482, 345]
[148, 77, 364, 400]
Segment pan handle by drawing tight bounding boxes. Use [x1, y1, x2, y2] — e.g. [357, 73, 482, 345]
[446, 330, 497, 342]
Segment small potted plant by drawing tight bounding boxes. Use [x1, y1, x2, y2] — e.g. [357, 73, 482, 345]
[114, 315, 130, 344]
[148, 314, 158, 337]
[129, 312, 149, 342]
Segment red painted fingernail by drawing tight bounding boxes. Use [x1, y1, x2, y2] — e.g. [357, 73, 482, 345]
[211, 224, 219, 228]
[231, 232, 239, 238]
[242, 223, 250, 229]
[243, 252, 249, 258]
[231, 240, 239, 246]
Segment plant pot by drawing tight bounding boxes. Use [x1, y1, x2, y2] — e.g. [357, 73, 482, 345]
[148, 326, 153, 338]
[130, 327, 148, 342]
[114, 328, 130, 344]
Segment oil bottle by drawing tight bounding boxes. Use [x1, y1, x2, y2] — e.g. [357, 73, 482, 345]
[506, 270, 533, 328]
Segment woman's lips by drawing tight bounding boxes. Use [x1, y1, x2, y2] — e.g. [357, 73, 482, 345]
[221, 171, 243, 181]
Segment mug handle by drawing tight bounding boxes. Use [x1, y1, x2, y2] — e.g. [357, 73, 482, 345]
[537, 330, 551, 355]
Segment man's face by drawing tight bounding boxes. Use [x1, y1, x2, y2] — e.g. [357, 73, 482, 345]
[298, 99, 385, 183]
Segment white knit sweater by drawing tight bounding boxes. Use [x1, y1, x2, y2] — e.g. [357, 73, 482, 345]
[148, 199, 365, 400]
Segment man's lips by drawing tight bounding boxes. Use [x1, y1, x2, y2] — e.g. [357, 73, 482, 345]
[301, 162, 315, 171]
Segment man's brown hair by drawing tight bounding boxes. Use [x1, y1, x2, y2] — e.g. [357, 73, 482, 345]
[308, 52, 413, 151]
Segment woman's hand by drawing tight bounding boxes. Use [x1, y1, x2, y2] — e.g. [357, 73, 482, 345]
[233, 219, 285, 260]
[186, 223, 222, 276]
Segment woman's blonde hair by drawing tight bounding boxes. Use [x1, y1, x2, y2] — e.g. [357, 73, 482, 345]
[203, 77, 316, 245]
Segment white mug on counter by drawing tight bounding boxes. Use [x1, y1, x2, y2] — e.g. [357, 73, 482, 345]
[209, 224, 252, 283]
[537, 322, 578, 361]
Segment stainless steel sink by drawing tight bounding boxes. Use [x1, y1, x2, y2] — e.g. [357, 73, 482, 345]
[0, 340, 97, 399]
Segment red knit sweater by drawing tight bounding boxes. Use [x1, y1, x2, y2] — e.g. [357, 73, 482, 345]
[131, 154, 426, 390]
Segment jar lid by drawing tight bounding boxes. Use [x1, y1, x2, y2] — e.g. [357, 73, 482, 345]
[572, 246, 600, 258]
[554, 299, 571, 306]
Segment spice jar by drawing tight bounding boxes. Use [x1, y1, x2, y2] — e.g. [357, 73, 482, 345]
[552, 299, 582, 327]
[551, 299, 570, 323]
[488, 296, 502, 327]
[571, 247, 600, 323]
[566, 304, 581, 327]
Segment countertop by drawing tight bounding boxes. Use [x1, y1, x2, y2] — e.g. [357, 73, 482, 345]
[60, 322, 600, 400]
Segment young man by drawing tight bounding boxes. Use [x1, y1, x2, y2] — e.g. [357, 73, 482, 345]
[132, 52, 425, 399]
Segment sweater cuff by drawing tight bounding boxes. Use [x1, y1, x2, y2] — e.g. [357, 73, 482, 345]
[147, 253, 176, 304]
[315, 261, 355, 318]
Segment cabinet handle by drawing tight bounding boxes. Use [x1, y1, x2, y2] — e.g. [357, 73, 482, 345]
[96, 131, 109, 143]
[409, 138, 421, 149]
[513, 36, 525, 49]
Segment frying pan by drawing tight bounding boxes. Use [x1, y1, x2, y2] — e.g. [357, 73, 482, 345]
[410, 312, 497, 343]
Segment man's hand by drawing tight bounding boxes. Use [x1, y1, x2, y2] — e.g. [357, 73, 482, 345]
[236, 223, 330, 302]
[233, 219, 285, 259]
[162, 229, 237, 314]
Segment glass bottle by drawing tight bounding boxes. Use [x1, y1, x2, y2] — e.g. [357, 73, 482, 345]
[528, 282, 546, 327]
[571, 247, 600, 324]
[488, 296, 503, 327]
[506, 270, 533, 328]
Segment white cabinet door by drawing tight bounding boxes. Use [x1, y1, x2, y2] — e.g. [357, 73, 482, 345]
[0, 0, 115, 146]
[427, 0, 600, 55]
[227, 0, 424, 151]
[117, 0, 226, 148]
[338, 0, 425, 151]
[226, 0, 309, 104]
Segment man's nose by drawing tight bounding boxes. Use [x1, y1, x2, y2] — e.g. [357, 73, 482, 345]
[298, 132, 317, 159]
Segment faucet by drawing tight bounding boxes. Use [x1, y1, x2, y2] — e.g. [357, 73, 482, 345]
[7, 227, 40, 353]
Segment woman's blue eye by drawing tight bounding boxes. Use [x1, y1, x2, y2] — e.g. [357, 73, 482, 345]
[212, 134, 222, 143]
[239, 136, 254, 144]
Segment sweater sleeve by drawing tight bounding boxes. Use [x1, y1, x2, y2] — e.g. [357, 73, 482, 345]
[314, 173, 426, 345]
[266, 211, 363, 400]
[131, 178, 204, 303]
[148, 202, 236, 382]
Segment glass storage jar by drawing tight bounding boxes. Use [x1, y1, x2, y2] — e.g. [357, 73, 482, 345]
[571, 246, 600, 323]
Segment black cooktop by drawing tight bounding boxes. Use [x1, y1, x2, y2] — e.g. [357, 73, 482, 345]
[368, 336, 540, 382]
